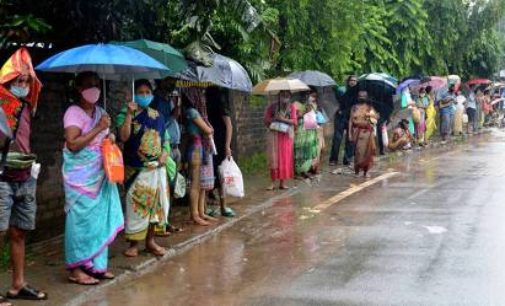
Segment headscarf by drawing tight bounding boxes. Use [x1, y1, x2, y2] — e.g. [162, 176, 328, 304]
[0, 48, 42, 135]
[0, 48, 42, 111]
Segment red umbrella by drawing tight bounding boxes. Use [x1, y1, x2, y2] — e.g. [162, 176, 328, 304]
[467, 78, 492, 86]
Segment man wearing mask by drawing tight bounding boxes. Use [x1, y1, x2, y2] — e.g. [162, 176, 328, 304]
[329, 75, 358, 166]
[0, 48, 48, 304]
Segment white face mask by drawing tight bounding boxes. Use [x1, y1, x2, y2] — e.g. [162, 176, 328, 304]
[308, 96, 316, 103]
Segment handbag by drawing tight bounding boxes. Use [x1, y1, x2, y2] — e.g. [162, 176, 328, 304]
[316, 110, 328, 125]
[412, 107, 421, 124]
[269, 121, 290, 133]
[303, 110, 318, 129]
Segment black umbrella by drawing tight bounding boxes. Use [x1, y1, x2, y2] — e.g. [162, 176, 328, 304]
[287, 70, 337, 87]
[357, 79, 396, 120]
[175, 53, 252, 92]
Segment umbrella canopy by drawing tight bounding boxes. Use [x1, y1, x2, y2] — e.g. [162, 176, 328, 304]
[396, 78, 420, 95]
[111, 39, 187, 74]
[357, 78, 396, 120]
[176, 54, 252, 92]
[287, 70, 336, 87]
[467, 78, 492, 86]
[35, 43, 170, 79]
[412, 76, 447, 93]
[253, 78, 310, 95]
[359, 73, 397, 88]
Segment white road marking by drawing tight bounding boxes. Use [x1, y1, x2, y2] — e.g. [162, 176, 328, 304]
[314, 172, 400, 211]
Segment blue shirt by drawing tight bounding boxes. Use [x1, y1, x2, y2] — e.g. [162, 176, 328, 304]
[440, 92, 456, 115]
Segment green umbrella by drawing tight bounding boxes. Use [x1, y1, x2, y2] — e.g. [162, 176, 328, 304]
[112, 39, 188, 75]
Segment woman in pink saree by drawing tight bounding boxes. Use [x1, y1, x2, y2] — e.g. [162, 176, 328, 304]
[264, 91, 297, 190]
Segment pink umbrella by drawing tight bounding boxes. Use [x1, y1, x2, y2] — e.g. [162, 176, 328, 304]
[411, 76, 447, 94]
[467, 78, 492, 86]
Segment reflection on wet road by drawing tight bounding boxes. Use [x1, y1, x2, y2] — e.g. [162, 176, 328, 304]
[82, 131, 505, 306]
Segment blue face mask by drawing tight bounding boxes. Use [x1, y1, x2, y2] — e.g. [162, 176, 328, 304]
[10, 85, 30, 98]
[134, 94, 154, 108]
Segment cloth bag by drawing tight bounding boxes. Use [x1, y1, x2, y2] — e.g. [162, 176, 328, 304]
[101, 138, 124, 183]
[218, 157, 244, 198]
[411, 107, 421, 124]
[165, 156, 177, 182]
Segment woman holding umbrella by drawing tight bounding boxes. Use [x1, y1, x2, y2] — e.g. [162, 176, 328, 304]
[348, 91, 379, 177]
[264, 90, 297, 190]
[63, 71, 124, 284]
[118, 79, 170, 257]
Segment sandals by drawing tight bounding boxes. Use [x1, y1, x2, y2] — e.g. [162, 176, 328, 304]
[68, 276, 100, 286]
[221, 207, 236, 218]
[83, 268, 115, 280]
[6, 285, 48, 300]
[146, 246, 167, 257]
[167, 224, 184, 233]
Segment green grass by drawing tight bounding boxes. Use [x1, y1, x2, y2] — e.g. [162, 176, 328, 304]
[238, 152, 268, 176]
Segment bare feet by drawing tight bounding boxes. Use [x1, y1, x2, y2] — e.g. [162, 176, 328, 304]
[201, 214, 218, 222]
[68, 268, 100, 285]
[191, 215, 210, 226]
[123, 247, 139, 257]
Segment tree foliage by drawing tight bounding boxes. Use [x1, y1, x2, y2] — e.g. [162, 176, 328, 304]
[2, 0, 505, 82]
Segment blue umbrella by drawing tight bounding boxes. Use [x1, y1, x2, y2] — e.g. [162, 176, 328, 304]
[396, 78, 421, 95]
[36, 44, 171, 107]
[36, 44, 170, 77]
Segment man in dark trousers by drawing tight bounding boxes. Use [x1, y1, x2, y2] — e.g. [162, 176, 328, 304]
[206, 87, 236, 217]
[329, 75, 358, 166]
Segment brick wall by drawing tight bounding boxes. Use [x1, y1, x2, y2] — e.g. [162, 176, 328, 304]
[229, 91, 269, 160]
[29, 75, 69, 242]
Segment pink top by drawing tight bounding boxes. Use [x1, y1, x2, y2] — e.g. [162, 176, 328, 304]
[63, 105, 109, 148]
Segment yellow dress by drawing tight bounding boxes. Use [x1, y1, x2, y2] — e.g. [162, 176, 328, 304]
[425, 98, 437, 141]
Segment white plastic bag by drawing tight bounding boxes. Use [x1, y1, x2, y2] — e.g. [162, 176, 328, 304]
[462, 113, 469, 124]
[381, 124, 389, 148]
[218, 157, 244, 198]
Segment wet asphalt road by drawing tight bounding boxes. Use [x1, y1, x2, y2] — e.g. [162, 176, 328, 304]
[81, 131, 505, 306]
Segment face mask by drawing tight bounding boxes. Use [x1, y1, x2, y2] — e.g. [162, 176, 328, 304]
[308, 96, 316, 103]
[81, 87, 101, 104]
[10, 85, 29, 98]
[420, 93, 426, 97]
[281, 97, 290, 103]
[135, 94, 154, 108]
[358, 97, 367, 103]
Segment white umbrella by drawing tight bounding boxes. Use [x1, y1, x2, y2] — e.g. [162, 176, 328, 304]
[252, 78, 310, 95]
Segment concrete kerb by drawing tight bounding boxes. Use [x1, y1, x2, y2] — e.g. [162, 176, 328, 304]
[65, 187, 300, 306]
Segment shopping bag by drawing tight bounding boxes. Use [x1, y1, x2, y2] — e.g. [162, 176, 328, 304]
[316, 110, 328, 125]
[412, 107, 421, 124]
[303, 110, 318, 130]
[218, 157, 244, 198]
[165, 156, 177, 182]
[101, 138, 124, 183]
[381, 124, 389, 148]
[173, 172, 186, 199]
[462, 113, 469, 124]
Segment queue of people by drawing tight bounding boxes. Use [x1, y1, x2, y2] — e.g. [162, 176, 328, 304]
[0, 46, 502, 305]
[0, 47, 241, 305]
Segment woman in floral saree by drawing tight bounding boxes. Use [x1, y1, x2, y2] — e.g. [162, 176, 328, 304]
[63, 72, 124, 285]
[118, 79, 169, 258]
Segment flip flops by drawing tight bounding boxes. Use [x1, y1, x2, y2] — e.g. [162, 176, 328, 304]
[6, 285, 48, 300]
[221, 207, 236, 218]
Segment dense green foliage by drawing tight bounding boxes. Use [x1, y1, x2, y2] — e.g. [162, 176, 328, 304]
[2, 0, 505, 82]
